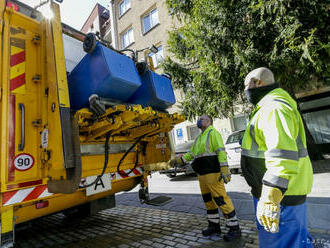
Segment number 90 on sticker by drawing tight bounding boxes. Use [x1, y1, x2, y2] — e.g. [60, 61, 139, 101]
[14, 153, 34, 171]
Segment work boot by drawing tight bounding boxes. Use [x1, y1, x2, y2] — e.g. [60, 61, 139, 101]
[223, 226, 241, 241]
[202, 221, 221, 236]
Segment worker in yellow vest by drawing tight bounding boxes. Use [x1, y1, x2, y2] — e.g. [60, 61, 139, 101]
[170, 115, 241, 241]
[241, 67, 314, 247]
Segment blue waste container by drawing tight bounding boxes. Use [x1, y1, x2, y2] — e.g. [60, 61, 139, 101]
[68, 42, 141, 110]
[128, 70, 176, 111]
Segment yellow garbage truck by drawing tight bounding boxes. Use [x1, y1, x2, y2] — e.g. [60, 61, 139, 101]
[0, 0, 183, 246]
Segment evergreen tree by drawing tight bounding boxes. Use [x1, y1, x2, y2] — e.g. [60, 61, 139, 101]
[164, 0, 329, 159]
[164, 0, 329, 119]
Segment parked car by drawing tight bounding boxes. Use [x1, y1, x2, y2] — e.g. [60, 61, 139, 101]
[160, 140, 195, 178]
[225, 130, 245, 174]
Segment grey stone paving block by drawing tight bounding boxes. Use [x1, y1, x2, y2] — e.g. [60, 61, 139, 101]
[139, 245, 152, 248]
[162, 227, 173, 231]
[186, 241, 201, 247]
[152, 243, 166, 248]
[172, 233, 185, 238]
[196, 233, 204, 238]
[152, 233, 163, 238]
[191, 229, 202, 234]
[140, 230, 153, 235]
[163, 235, 176, 241]
[129, 241, 142, 247]
[175, 244, 190, 248]
[118, 244, 130, 248]
[163, 240, 176, 246]
[161, 231, 172, 236]
[183, 235, 198, 242]
[141, 239, 154, 245]
[152, 237, 165, 243]
[173, 238, 187, 244]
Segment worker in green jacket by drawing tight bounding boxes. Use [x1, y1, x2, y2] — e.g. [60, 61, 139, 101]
[241, 67, 314, 247]
[170, 115, 241, 241]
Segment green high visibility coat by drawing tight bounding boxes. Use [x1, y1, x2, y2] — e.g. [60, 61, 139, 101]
[241, 87, 313, 206]
[183, 126, 228, 175]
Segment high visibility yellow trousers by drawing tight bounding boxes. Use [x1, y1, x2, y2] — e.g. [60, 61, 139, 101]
[198, 172, 238, 227]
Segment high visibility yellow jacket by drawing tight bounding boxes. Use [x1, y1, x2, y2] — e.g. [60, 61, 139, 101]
[183, 126, 228, 175]
[241, 88, 313, 205]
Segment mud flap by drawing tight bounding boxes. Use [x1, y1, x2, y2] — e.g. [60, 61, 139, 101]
[48, 110, 82, 194]
[0, 232, 14, 248]
[0, 207, 15, 248]
[145, 196, 173, 206]
[139, 187, 172, 206]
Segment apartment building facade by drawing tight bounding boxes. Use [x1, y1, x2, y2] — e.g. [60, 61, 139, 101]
[81, 4, 111, 41]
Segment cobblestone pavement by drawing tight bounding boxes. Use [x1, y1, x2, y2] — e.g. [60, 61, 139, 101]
[15, 205, 330, 248]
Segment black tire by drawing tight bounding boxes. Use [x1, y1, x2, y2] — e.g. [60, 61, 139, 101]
[83, 33, 97, 53]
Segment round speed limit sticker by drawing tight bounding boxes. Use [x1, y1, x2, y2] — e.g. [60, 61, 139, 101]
[14, 153, 34, 171]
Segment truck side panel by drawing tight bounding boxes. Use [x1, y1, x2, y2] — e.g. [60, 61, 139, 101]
[2, 6, 43, 191]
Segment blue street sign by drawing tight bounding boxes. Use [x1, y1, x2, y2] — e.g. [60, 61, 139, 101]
[176, 128, 183, 139]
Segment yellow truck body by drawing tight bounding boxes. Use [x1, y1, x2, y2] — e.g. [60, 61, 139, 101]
[0, 1, 183, 246]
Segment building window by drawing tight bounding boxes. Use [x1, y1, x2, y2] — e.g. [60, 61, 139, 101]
[187, 125, 200, 141]
[142, 8, 159, 34]
[148, 45, 163, 68]
[119, 0, 130, 16]
[121, 27, 134, 48]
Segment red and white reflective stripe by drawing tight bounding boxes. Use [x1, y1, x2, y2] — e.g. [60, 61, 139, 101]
[3, 167, 144, 206]
[79, 166, 144, 186]
[113, 167, 143, 180]
[2, 185, 53, 206]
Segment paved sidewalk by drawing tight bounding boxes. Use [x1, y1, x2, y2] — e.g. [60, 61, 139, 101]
[123, 172, 330, 230]
[15, 205, 330, 248]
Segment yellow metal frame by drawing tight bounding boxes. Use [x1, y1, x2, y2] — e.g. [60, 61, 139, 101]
[14, 175, 140, 224]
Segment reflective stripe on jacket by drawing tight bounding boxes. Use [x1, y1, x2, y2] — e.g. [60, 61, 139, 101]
[183, 126, 228, 175]
[241, 88, 313, 204]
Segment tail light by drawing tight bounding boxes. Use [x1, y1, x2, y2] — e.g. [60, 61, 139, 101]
[6, 2, 20, 11]
[35, 200, 49, 209]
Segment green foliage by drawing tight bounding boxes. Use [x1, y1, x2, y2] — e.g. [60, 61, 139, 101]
[164, 0, 330, 119]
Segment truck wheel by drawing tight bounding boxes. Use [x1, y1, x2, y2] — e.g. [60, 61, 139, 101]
[83, 33, 97, 53]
